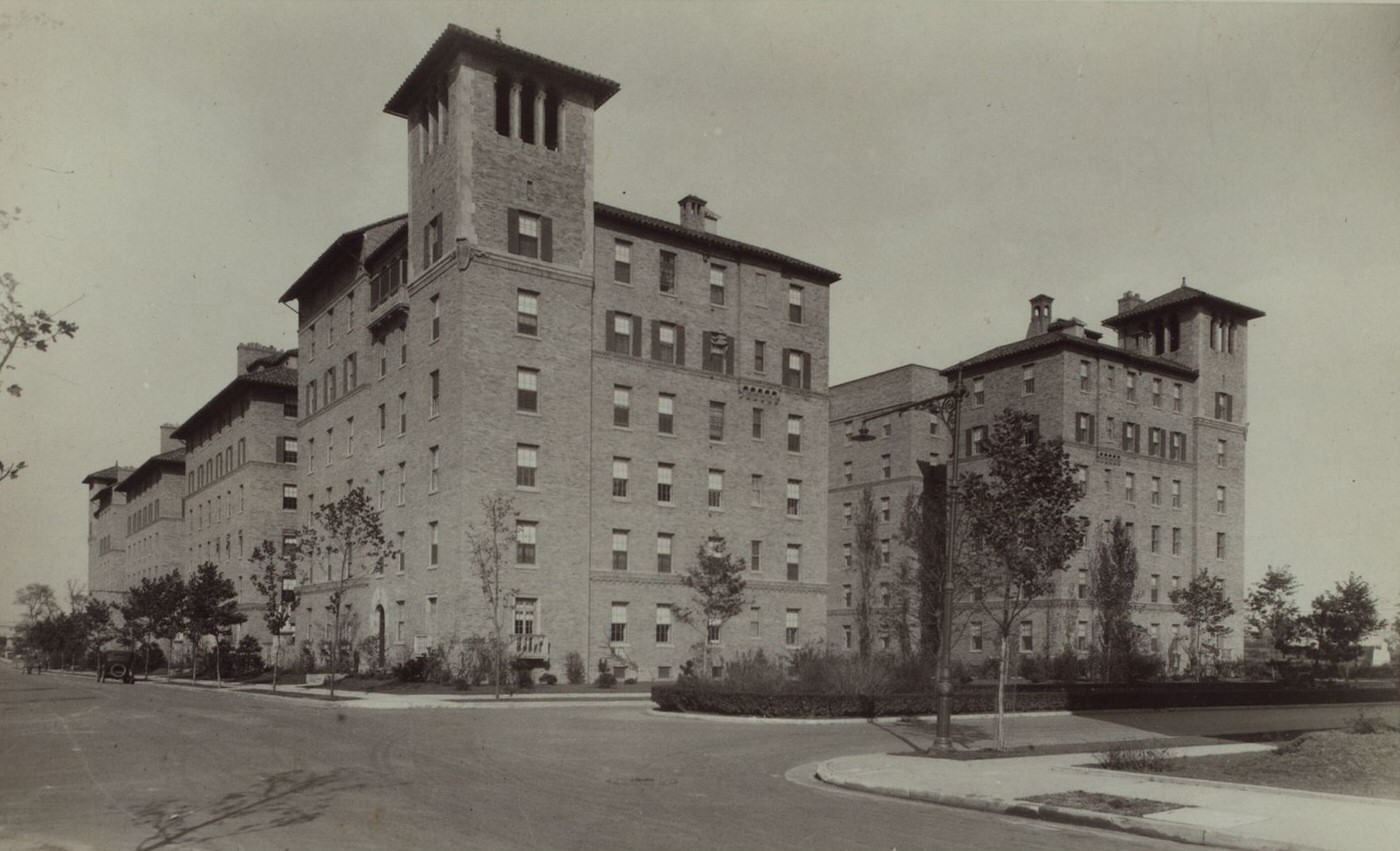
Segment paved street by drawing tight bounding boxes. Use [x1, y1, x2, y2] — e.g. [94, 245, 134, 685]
[0, 667, 1207, 851]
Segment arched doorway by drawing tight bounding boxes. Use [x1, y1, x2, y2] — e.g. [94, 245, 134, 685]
[375, 605, 386, 668]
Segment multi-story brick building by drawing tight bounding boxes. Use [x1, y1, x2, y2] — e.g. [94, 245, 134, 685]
[170, 344, 299, 652]
[279, 25, 837, 681]
[84, 464, 135, 602]
[829, 285, 1262, 666]
[111, 427, 187, 591]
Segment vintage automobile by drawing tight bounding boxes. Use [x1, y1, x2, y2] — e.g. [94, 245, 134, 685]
[97, 650, 137, 684]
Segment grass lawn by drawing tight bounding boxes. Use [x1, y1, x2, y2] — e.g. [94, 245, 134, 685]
[1022, 790, 1179, 817]
[1158, 729, 1400, 800]
[309, 675, 655, 696]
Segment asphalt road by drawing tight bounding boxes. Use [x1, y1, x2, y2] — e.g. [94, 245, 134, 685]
[0, 666, 1377, 851]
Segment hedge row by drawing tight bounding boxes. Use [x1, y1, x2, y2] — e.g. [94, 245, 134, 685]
[650, 682, 1399, 718]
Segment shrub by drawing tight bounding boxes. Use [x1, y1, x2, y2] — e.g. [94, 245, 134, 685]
[1347, 709, 1399, 734]
[596, 672, 617, 688]
[1019, 652, 1051, 683]
[1124, 648, 1164, 683]
[1093, 744, 1176, 773]
[789, 647, 892, 696]
[393, 654, 430, 683]
[949, 659, 975, 685]
[565, 651, 587, 685]
[721, 649, 789, 692]
[539, 673, 558, 686]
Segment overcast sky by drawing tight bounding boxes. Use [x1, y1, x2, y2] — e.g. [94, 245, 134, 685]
[2, 1, 1397, 629]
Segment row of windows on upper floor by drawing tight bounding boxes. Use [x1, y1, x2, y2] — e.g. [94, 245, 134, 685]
[185, 394, 298, 454]
[609, 237, 808, 319]
[969, 364, 1202, 412]
[188, 477, 296, 534]
[958, 619, 1198, 657]
[603, 311, 813, 389]
[127, 500, 165, 536]
[187, 436, 298, 496]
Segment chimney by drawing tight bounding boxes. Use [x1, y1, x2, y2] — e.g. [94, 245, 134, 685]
[678, 195, 719, 234]
[159, 423, 181, 453]
[1117, 291, 1143, 315]
[237, 342, 279, 374]
[1027, 294, 1054, 338]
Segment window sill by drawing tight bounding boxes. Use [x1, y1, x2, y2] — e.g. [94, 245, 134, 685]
[516, 486, 540, 493]
[516, 332, 540, 341]
[513, 563, 539, 570]
[517, 409, 540, 417]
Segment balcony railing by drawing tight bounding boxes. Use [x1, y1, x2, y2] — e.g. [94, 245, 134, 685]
[513, 633, 550, 660]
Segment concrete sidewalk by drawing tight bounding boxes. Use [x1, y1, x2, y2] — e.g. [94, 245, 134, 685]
[815, 713, 1400, 851]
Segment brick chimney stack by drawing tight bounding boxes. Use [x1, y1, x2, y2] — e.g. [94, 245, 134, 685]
[678, 195, 719, 234]
[237, 342, 279, 374]
[1027, 294, 1054, 338]
[159, 423, 181, 453]
[1117, 291, 1143, 315]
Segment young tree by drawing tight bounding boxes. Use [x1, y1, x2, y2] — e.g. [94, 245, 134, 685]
[1304, 573, 1385, 679]
[466, 494, 519, 699]
[1169, 570, 1235, 679]
[183, 562, 246, 686]
[850, 488, 879, 659]
[249, 540, 301, 691]
[1088, 518, 1139, 681]
[1, 233, 79, 484]
[120, 576, 171, 679]
[14, 582, 59, 622]
[676, 535, 750, 676]
[297, 486, 393, 698]
[143, 570, 189, 681]
[959, 410, 1085, 749]
[1245, 565, 1306, 673]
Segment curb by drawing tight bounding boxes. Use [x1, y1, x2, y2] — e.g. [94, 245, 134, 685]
[813, 760, 1328, 851]
[1061, 764, 1400, 809]
[646, 707, 1074, 725]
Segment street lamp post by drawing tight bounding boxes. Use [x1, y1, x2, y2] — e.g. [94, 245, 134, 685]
[852, 371, 965, 750]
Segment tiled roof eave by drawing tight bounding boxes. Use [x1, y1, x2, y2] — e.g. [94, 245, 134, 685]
[171, 368, 297, 441]
[943, 334, 1198, 379]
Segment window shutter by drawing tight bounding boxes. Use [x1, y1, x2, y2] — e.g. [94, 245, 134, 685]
[675, 325, 686, 367]
[507, 209, 520, 255]
[540, 216, 553, 262]
[965, 428, 973, 457]
[801, 352, 812, 389]
[605, 310, 616, 352]
[650, 320, 661, 361]
[724, 334, 735, 375]
[631, 314, 642, 356]
[1088, 414, 1096, 445]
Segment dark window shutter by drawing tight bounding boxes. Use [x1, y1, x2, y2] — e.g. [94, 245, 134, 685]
[1089, 414, 1096, 445]
[540, 216, 553, 262]
[650, 320, 661, 361]
[801, 352, 812, 389]
[507, 209, 520, 255]
[675, 325, 686, 367]
[605, 310, 616, 352]
[631, 314, 642, 356]
[724, 334, 735, 375]
[965, 428, 973, 457]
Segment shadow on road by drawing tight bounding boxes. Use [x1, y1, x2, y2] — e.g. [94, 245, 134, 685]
[132, 768, 365, 851]
[865, 718, 988, 753]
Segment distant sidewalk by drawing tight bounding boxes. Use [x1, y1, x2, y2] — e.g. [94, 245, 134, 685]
[814, 713, 1400, 851]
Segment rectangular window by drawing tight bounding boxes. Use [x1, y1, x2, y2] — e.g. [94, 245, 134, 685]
[880, 538, 891, 566]
[1022, 363, 1035, 394]
[1148, 427, 1163, 457]
[610, 385, 631, 428]
[344, 353, 358, 392]
[970, 621, 984, 652]
[282, 484, 298, 510]
[707, 469, 723, 509]
[1151, 378, 1163, 407]
[785, 544, 801, 581]
[785, 480, 801, 517]
[517, 368, 539, 412]
[1126, 371, 1137, 401]
[1125, 472, 1136, 502]
[781, 349, 810, 390]
[750, 407, 764, 440]
[753, 340, 766, 373]
[1075, 412, 1096, 444]
[1077, 569, 1088, 600]
[607, 311, 639, 355]
[709, 264, 726, 305]
[517, 290, 539, 336]
[1076, 620, 1088, 651]
[1150, 574, 1160, 602]
[785, 609, 800, 646]
[609, 602, 628, 642]
[612, 457, 629, 498]
[1019, 620, 1033, 652]
[280, 437, 299, 464]
[788, 284, 804, 323]
[1079, 360, 1091, 392]
[968, 426, 987, 456]
[653, 322, 679, 364]
[972, 376, 985, 406]
[428, 521, 439, 567]
[424, 215, 443, 266]
[657, 463, 674, 505]
[1216, 486, 1226, 514]
[429, 370, 440, 418]
[843, 461, 853, 483]
[1169, 431, 1184, 461]
[657, 393, 675, 435]
[880, 496, 891, 522]
[709, 401, 725, 441]
[1216, 439, 1227, 467]
[655, 605, 672, 644]
[881, 454, 892, 479]
[656, 534, 673, 574]
[512, 211, 542, 259]
[516, 444, 538, 488]
[750, 473, 763, 505]
[750, 540, 761, 572]
[1171, 479, 1182, 508]
[786, 415, 802, 452]
[1151, 476, 1162, 506]
[513, 598, 537, 636]
[707, 619, 722, 645]
[516, 521, 537, 564]
[658, 250, 676, 294]
[377, 404, 386, 445]
[428, 446, 440, 493]
[1215, 392, 1234, 422]
[396, 531, 405, 572]
[1171, 527, 1182, 556]
[613, 239, 632, 283]
[611, 530, 629, 571]
[398, 393, 407, 435]
[430, 294, 441, 341]
[1151, 525, 1162, 553]
[702, 331, 734, 375]
[1173, 383, 1183, 412]
[397, 462, 406, 505]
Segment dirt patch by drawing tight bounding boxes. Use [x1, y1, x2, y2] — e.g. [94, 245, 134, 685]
[1023, 790, 1178, 817]
[1159, 729, 1400, 800]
